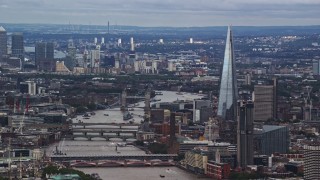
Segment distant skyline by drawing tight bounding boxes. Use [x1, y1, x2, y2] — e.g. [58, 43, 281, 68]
[0, 0, 320, 27]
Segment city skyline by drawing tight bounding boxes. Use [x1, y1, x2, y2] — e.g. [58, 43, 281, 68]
[0, 0, 320, 27]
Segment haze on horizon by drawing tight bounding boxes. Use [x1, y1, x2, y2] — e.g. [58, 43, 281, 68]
[0, 0, 320, 27]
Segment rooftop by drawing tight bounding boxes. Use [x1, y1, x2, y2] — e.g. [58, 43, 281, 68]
[263, 125, 287, 132]
[0, 26, 6, 32]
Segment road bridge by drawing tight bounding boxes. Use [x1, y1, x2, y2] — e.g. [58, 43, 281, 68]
[72, 129, 137, 133]
[70, 160, 175, 167]
[70, 134, 136, 141]
[72, 123, 140, 128]
[50, 154, 178, 161]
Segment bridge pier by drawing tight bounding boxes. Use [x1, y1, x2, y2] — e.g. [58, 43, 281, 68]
[88, 137, 92, 141]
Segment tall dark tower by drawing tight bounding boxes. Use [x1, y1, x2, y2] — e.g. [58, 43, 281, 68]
[11, 33, 24, 63]
[237, 100, 254, 169]
[108, 21, 110, 34]
[217, 26, 238, 120]
[169, 112, 176, 146]
[0, 26, 7, 59]
[35, 42, 54, 71]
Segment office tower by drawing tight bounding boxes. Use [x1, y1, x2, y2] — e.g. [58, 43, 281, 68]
[130, 37, 134, 51]
[35, 42, 54, 71]
[253, 78, 277, 122]
[303, 144, 320, 180]
[217, 26, 238, 120]
[107, 21, 110, 34]
[159, 39, 164, 44]
[189, 38, 193, 44]
[11, 33, 24, 61]
[169, 112, 176, 146]
[0, 26, 7, 59]
[117, 38, 122, 47]
[244, 73, 251, 85]
[101, 37, 105, 44]
[90, 48, 100, 68]
[254, 125, 289, 155]
[67, 40, 76, 60]
[128, 37, 135, 65]
[237, 100, 254, 168]
[94, 37, 98, 44]
[65, 39, 76, 70]
[193, 99, 212, 123]
[312, 59, 320, 75]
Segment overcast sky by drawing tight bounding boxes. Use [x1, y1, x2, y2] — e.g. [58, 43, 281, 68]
[0, 0, 320, 27]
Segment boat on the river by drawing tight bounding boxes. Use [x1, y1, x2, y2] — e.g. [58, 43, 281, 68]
[159, 175, 165, 178]
[82, 113, 90, 117]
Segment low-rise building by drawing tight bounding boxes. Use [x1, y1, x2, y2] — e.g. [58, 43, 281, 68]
[206, 161, 231, 180]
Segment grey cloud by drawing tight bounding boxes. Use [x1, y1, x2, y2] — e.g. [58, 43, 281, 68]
[0, 0, 319, 26]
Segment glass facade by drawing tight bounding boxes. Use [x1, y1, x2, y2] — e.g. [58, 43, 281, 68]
[217, 26, 238, 120]
[254, 125, 289, 156]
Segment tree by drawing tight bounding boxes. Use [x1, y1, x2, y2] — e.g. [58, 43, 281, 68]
[42, 165, 94, 180]
[87, 103, 97, 111]
[148, 143, 168, 154]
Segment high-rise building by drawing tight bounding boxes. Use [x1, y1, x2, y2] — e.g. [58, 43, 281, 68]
[65, 39, 76, 70]
[169, 112, 176, 146]
[117, 39, 122, 47]
[11, 33, 24, 61]
[237, 100, 254, 168]
[35, 42, 55, 71]
[217, 26, 238, 120]
[254, 125, 289, 155]
[303, 144, 320, 180]
[0, 26, 7, 59]
[101, 37, 105, 44]
[67, 40, 76, 60]
[90, 48, 100, 68]
[253, 78, 277, 122]
[312, 59, 320, 75]
[128, 37, 136, 66]
[189, 38, 193, 44]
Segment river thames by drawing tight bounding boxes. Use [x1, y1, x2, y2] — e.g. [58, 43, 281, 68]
[76, 167, 210, 180]
[48, 91, 210, 179]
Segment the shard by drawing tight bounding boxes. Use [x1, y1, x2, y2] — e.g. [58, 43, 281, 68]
[217, 26, 238, 120]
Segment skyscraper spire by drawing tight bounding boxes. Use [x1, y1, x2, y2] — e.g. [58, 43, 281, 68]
[217, 26, 238, 120]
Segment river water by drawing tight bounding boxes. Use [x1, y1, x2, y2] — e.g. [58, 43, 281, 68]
[76, 167, 209, 180]
[48, 91, 209, 179]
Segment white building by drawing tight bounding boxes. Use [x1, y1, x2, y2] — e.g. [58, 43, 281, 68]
[26, 81, 36, 95]
[90, 49, 100, 68]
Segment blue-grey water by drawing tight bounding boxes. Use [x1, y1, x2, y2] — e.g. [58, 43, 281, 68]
[48, 91, 209, 179]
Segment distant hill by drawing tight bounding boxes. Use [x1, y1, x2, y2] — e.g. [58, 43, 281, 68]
[1, 23, 319, 38]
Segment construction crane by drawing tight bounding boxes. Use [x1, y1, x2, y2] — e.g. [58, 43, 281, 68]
[17, 95, 29, 135]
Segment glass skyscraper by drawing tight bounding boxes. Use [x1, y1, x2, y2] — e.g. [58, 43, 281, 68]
[217, 26, 238, 120]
